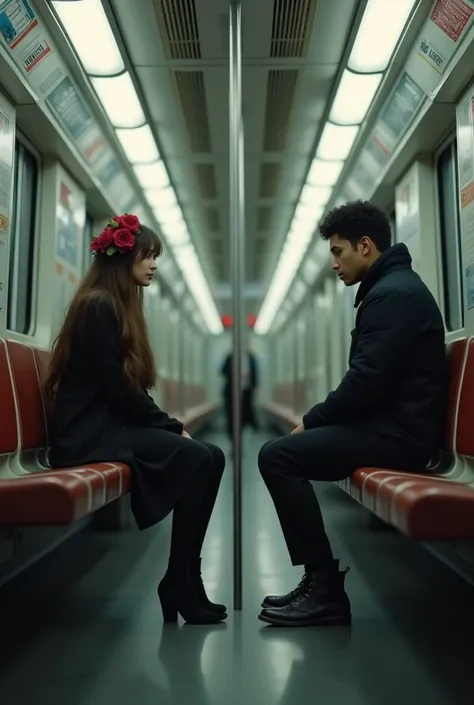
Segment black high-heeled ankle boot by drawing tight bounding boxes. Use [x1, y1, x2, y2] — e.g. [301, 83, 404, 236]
[158, 565, 227, 625]
[191, 558, 227, 614]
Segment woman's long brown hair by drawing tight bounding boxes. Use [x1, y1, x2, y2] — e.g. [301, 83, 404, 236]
[44, 224, 163, 400]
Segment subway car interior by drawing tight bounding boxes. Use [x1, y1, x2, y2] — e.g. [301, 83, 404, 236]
[2, 0, 474, 702]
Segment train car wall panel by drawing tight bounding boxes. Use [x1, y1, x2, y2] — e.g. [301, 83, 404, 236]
[143, 283, 168, 411]
[0, 0, 134, 214]
[0, 89, 15, 337]
[409, 0, 474, 97]
[344, 0, 474, 207]
[395, 159, 440, 303]
[35, 161, 85, 349]
[456, 80, 474, 333]
[327, 277, 343, 393]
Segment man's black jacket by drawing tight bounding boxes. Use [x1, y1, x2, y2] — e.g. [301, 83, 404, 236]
[303, 243, 448, 454]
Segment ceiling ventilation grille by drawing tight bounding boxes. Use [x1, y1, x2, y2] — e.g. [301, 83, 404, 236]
[263, 70, 298, 152]
[174, 72, 211, 152]
[270, 0, 318, 58]
[155, 0, 201, 59]
[259, 163, 282, 198]
[195, 164, 217, 199]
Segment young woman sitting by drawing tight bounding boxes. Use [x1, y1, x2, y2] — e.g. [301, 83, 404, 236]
[44, 214, 226, 625]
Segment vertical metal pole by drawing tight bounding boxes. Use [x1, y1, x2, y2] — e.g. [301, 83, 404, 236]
[229, 0, 244, 611]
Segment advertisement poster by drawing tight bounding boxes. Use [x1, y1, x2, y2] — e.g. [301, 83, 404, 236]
[57, 181, 79, 269]
[0, 0, 60, 93]
[348, 160, 375, 199]
[46, 76, 94, 144]
[0, 0, 51, 70]
[364, 127, 391, 171]
[52, 171, 85, 341]
[359, 73, 425, 183]
[395, 165, 421, 273]
[407, 0, 474, 98]
[379, 71, 426, 145]
[45, 75, 110, 170]
[0, 0, 111, 175]
[458, 96, 473, 189]
[0, 91, 15, 316]
[456, 85, 474, 312]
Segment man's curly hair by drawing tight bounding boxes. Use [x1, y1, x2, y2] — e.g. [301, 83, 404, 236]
[318, 200, 391, 252]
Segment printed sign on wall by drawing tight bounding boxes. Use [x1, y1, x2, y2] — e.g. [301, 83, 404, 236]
[395, 164, 421, 275]
[0, 0, 134, 210]
[407, 0, 474, 98]
[456, 85, 474, 317]
[346, 0, 474, 203]
[52, 166, 85, 341]
[0, 90, 15, 324]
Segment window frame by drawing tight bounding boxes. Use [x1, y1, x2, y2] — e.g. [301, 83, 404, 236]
[433, 130, 464, 335]
[6, 130, 41, 338]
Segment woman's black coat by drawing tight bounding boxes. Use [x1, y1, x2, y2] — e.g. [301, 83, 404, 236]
[49, 297, 193, 529]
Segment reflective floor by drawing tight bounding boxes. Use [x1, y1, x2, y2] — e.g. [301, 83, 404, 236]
[1, 429, 474, 704]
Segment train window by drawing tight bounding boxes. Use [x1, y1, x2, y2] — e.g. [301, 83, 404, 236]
[83, 213, 94, 273]
[7, 141, 39, 335]
[437, 141, 464, 331]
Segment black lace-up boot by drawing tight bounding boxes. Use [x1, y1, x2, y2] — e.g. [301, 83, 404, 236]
[261, 559, 340, 609]
[258, 561, 351, 627]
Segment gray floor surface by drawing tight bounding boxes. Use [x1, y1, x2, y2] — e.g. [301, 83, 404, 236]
[1, 429, 474, 704]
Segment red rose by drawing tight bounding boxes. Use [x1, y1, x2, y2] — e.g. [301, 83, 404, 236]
[91, 227, 114, 253]
[112, 227, 136, 251]
[116, 214, 140, 233]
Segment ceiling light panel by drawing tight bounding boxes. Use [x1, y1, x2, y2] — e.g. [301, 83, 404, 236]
[116, 125, 159, 163]
[317, 123, 359, 161]
[52, 0, 124, 76]
[134, 162, 169, 189]
[330, 70, 382, 125]
[307, 159, 344, 186]
[348, 0, 418, 73]
[300, 184, 332, 206]
[147, 186, 178, 210]
[91, 73, 145, 127]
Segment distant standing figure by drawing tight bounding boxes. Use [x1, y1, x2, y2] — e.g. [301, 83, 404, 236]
[222, 345, 259, 439]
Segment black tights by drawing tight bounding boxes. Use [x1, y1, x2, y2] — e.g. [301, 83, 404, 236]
[170, 442, 225, 565]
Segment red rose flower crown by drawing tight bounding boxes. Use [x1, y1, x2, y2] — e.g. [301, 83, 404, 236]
[90, 214, 141, 256]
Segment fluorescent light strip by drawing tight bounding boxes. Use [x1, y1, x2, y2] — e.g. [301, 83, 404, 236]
[307, 159, 344, 186]
[349, 0, 418, 73]
[257, 1, 418, 335]
[91, 73, 145, 128]
[134, 161, 170, 189]
[300, 183, 332, 206]
[154, 204, 183, 226]
[116, 125, 159, 163]
[318, 123, 359, 161]
[52, 0, 124, 76]
[147, 186, 178, 210]
[330, 70, 382, 125]
[54, 1, 222, 333]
